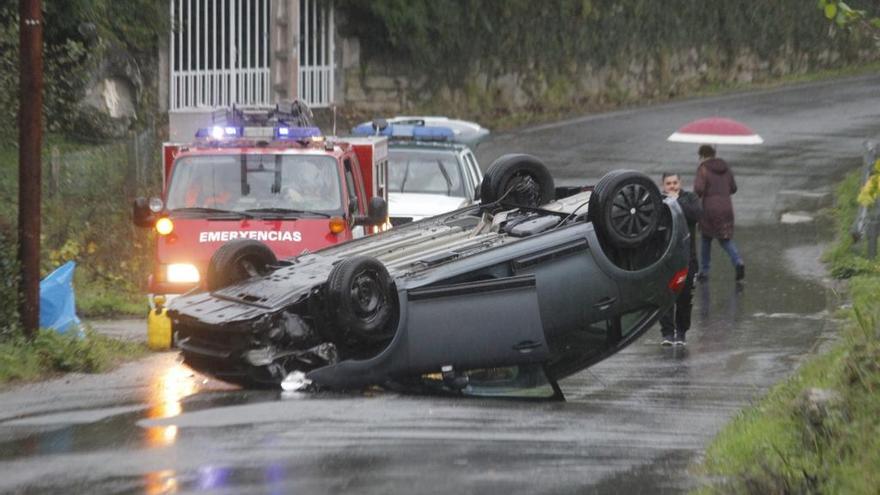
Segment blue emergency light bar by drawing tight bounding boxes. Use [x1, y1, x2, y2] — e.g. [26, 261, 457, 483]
[195, 126, 243, 139]
[351, 123, 454, 142]
[274, 126, 322, 140]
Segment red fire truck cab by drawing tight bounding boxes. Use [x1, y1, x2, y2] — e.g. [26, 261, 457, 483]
[133, 104, 389, 343]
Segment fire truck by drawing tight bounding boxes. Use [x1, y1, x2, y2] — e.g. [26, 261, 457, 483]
[133, 102, 389, 348]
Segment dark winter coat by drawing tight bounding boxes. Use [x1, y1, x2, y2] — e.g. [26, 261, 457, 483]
[694, 158, 737, 239]
[676, 190, 702, 269]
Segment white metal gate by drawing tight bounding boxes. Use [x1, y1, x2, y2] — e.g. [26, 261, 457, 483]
[169, 0, 335, 110]
[170, 0, 272, 110]
[298, 0, 335, 108]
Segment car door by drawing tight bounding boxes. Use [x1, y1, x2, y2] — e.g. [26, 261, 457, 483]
[343, 156, 367, 238]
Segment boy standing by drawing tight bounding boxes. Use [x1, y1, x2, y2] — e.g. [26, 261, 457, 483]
[659, 173, 701, 346]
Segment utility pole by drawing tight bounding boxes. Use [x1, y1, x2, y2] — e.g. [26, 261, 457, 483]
[18, 0, 43, 339]
[270, 0, 299, 103]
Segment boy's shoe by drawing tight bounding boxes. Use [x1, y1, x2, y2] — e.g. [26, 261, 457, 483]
[735, 264, 745, 281]
[661, 335, 674, 347]
[696, 272, 708, 282]
[673, 331, 687, 346]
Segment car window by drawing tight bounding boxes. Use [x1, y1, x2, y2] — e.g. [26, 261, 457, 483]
[387, 149, 465, 197]
[343, 158, 362, 214]
[462, 151, 481, 194]
[466, 152, 482, 182]
[166, 154, 343, 213]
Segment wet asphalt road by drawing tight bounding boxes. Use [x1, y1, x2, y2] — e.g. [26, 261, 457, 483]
[1, 74, 879, 494]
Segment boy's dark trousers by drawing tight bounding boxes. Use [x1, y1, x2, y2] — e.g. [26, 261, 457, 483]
[659, 269, 695, 338]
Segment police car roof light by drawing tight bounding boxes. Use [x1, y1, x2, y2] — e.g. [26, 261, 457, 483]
[412, 126, 454, 141]
[351, 123, 392, 136]
[350, 123, 453, 141]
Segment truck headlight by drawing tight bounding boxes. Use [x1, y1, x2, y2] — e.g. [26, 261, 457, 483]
[167, 263, 200, 283]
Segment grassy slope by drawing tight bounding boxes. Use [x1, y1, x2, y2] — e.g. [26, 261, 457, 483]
[699, 171, 880, 493]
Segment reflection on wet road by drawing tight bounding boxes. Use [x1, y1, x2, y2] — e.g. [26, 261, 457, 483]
[0, 75, 876, 494]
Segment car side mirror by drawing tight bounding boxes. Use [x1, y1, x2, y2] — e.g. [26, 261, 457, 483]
[132, 197, 156, 228]
[354, 197, 388, 226]
[133, 196, 163, 228]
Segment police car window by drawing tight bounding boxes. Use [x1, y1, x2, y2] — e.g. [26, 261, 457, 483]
[387, 149, 465, 197]
[166, 154, 342, 213]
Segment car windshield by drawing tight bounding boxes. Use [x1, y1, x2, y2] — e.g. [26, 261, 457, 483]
[166, 154, 342, 215]
[388, 149, 464, 197]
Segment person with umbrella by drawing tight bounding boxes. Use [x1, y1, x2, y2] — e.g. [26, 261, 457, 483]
[694, 144, 745, 281]
[668, 117, 760, 282]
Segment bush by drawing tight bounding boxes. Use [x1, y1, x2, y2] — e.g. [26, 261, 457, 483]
[0, 328, 147, 384]
[0, 221, 19, 341]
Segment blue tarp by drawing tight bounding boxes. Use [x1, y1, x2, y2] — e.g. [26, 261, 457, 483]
[39, 261, 83, 335]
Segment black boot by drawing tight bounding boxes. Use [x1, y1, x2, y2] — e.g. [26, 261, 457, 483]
[735, 264, 745, 281]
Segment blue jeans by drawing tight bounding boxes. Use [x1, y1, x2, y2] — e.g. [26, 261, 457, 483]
[700, 235, 743, 274]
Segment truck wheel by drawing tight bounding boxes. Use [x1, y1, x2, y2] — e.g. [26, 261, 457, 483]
[480, 154, 555, 207]
[326, 256, 395, 342]
[206, 239, 278, 291]
[588, 170, 663, 248]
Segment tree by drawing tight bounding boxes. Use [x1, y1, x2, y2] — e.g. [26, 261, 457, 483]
[818, 1, 880, 206]
[817, 1, 880, 36]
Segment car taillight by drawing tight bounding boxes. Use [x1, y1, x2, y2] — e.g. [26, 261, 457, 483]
[668, 267, 689, 293]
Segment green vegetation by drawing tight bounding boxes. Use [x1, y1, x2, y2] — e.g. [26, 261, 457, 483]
[0, 1, 167, 142]
[822, 171, 880, 278]
[336, 0, 880, 128]
[0, 136, 155, 329]
[700, 168, 880, 493]
[0, 328, 147, 385]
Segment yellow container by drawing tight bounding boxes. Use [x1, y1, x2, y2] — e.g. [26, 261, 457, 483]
[147, 306, 173, 351]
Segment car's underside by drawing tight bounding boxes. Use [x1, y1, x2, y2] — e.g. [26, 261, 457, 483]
[170, 156, 690, 397]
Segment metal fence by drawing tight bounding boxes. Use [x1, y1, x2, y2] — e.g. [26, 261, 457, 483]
[850, 140, 880, 258]
[169, 0, 336, 110]
[170, 0, 272, 110]
[299, 0, 335, 108]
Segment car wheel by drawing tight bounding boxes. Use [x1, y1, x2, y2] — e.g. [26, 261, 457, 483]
[480, 154, 555, 207]
[588, 170, 663, 248]
[326, 256, 396, 342]
[205, 239, 278, 291]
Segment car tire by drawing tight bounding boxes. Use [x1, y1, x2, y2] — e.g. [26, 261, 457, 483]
[326, 256, 396, 342]
[588, 170, 663, 248]
[480, 154, 555, 207]
[205, 239, 278, 291]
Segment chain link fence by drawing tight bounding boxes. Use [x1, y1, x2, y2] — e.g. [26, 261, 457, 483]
[40, 130, 160, 292]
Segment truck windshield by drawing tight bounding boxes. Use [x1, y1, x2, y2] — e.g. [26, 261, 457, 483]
[166, 154, 342, 215]
[388, 149, 464, 197]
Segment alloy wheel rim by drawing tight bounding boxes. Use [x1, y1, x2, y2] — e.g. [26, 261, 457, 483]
[609, 183, 655, 238]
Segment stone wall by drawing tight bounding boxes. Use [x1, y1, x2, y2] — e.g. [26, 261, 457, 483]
[335, 35, 876, 123]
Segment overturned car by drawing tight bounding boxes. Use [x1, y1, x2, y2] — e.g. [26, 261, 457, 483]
[168, 155, 690, 397]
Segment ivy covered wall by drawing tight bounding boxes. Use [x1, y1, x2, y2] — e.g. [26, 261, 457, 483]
[334, 0, 880, 121]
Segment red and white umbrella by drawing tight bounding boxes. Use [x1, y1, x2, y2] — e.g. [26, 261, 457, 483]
[667, 117, 763, 145]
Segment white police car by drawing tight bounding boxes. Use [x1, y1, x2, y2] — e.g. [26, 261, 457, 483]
[352, 117, 488, 225]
